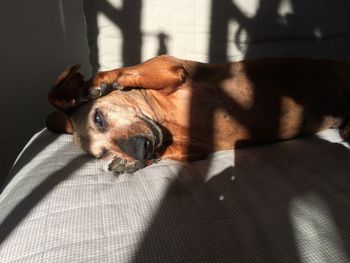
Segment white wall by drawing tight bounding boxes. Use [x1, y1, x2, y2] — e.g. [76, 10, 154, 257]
[0, 0, 91, 182]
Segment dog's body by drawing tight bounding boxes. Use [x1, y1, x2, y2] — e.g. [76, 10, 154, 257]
[47, 55, 350, 173]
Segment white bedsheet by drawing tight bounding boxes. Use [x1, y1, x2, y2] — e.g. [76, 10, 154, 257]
[1, 128, 350, 262]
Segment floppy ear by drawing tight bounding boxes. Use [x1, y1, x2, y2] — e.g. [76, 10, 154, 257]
[48, 64, 85, 114]
[46, 64, 84, 134]
[46, 111, 74, 134]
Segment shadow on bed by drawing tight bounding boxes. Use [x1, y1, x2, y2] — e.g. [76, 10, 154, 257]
[131, 138, 350, 262]
[0, 102, 96, 245]
[0, 155, 87, 246]
[0, 132, 59, 193]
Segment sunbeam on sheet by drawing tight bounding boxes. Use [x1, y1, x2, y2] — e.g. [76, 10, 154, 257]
[290, 192, 349, 263]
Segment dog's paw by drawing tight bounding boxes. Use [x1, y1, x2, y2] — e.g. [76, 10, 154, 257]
[108, 157, 145, 174]
[88, 82, 125, 99]
[87, 71, 126, 99]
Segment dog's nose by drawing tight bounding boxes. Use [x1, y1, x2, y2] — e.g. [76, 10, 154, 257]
[117, 136, 153, 161]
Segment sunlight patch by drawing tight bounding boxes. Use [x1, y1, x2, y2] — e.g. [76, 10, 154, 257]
[97, 11, 123, 69]
[278, 0, 294, 17]
[290, 192, 348, 263]
[232, 0, 259, 18]
[106, 0, 123, 9]
[316, 129, 350, 149]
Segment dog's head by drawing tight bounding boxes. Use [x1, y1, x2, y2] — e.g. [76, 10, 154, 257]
[70, 91, 163, 161]
[46, 66, 164, 163]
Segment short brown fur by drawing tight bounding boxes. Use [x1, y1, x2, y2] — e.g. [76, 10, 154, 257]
[47, 55, 350, 172]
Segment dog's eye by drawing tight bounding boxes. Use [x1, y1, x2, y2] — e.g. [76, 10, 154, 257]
[93, 109, 106, 130]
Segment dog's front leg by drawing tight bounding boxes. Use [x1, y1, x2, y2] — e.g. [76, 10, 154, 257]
[108, 157, 145, 175]
[88, 55, 187, 97]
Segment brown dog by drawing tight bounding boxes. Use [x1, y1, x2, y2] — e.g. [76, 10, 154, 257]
[47, 55, 350, 173]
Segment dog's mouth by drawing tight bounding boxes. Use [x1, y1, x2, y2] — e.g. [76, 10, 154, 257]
[137, 114, 163, 151]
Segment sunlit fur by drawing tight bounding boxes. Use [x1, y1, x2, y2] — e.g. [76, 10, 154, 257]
[50, 55, 350, 165]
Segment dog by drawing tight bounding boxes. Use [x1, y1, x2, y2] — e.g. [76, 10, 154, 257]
[46, 55, 350, 174]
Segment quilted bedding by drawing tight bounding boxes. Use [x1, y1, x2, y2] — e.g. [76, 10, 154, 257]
[1, 128, 350, 262]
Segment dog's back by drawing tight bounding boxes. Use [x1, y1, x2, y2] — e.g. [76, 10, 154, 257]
[176, 57, 350, 147]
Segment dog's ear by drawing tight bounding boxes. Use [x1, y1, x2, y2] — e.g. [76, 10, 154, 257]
[48, 64, 85, 114]
[46, 111, 74, 134]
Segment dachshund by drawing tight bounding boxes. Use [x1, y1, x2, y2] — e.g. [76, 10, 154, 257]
[46, 55, 350, 174]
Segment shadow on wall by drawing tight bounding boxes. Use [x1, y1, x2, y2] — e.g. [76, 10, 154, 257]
[209, 0, 350, 62]
[0, 0, 91, 186]
[83, 0, 171, 72]
[83, 0, 142, 72]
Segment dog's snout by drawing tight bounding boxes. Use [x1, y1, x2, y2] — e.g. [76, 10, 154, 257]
[117, 136, 153, 161]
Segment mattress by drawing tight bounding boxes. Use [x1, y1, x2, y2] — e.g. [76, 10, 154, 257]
[1, 128, 350, 262]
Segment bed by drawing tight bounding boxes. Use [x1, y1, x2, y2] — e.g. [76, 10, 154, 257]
[2, 1, 350, 262]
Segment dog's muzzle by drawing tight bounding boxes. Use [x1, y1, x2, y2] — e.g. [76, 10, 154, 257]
[116, 114, 163, 161]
